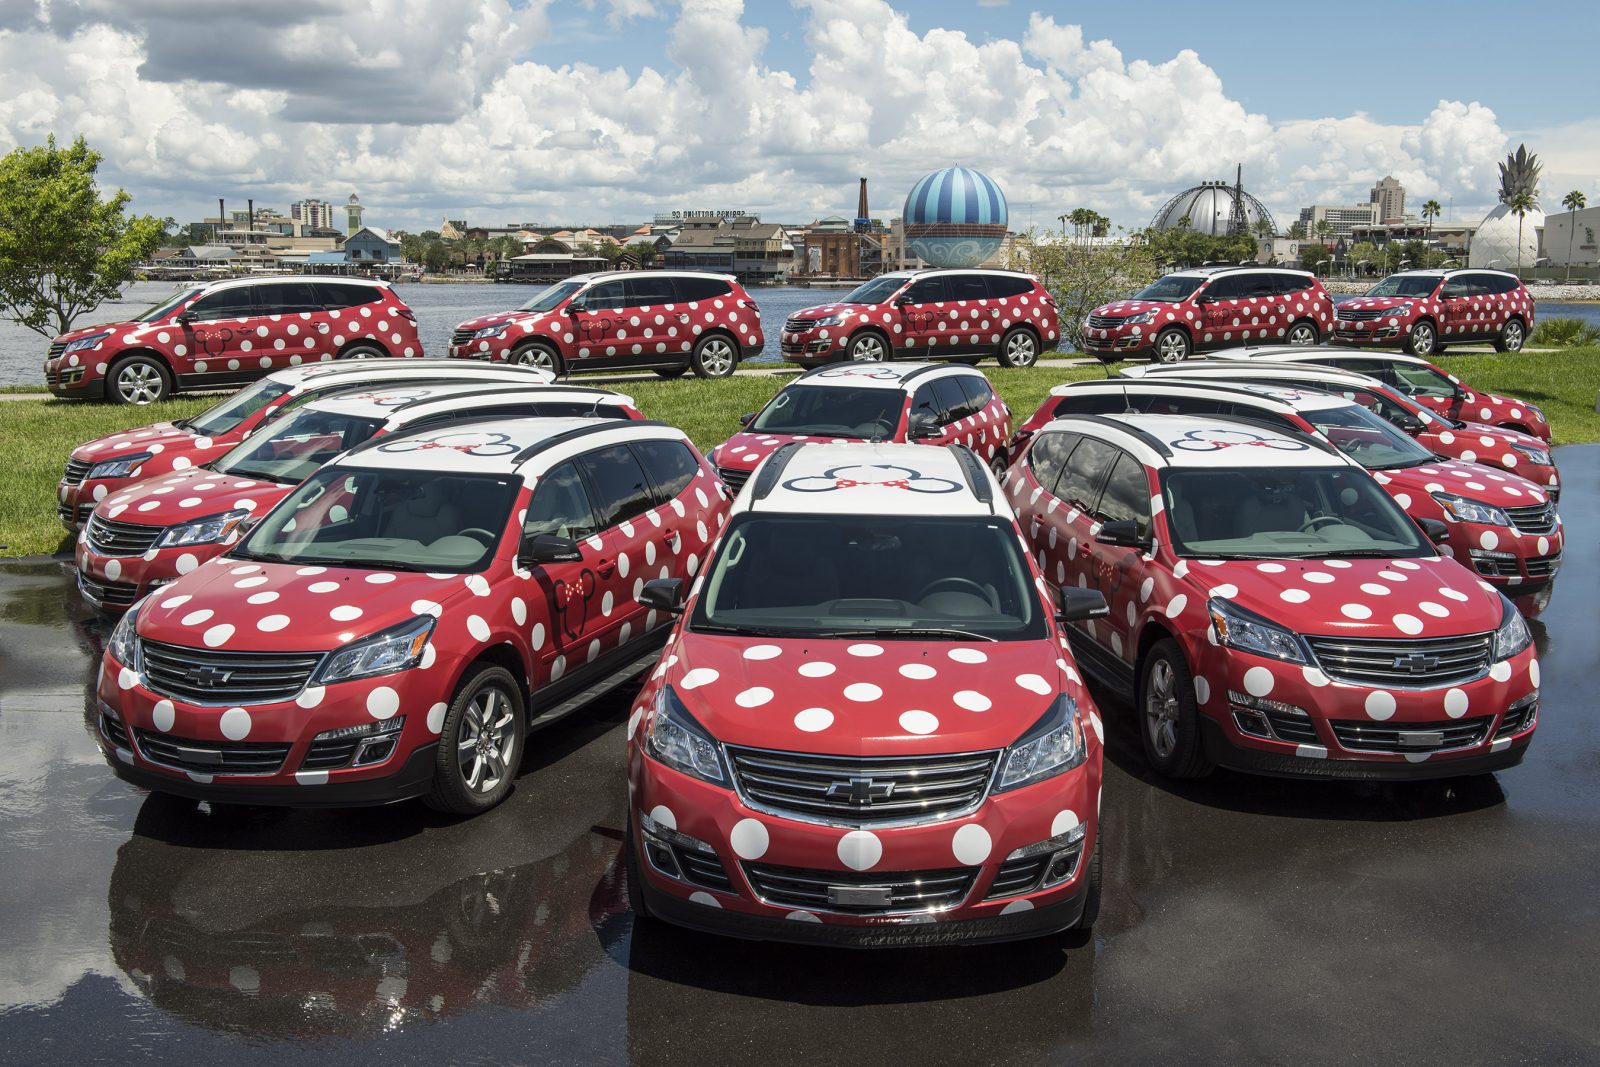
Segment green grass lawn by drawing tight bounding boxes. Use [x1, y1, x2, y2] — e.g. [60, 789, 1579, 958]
[3, 349, 1596, 559]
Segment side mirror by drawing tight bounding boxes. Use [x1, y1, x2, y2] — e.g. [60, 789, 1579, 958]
[1097, 519, 1150, 549]
[1055, 586, 1109, 622]
[1195, 294, 1215, 306]
[1396, 414, 1425, 435]
[1418, 518, 1450, 545]
[566, 300, 585, 315]
[908, 415, 943, 440]
[521, 533, 582, 563]
[176, 310, 196, 324]
[738, 412, 756, 427]
[892, 294, 911, 307]
[638, 577, 686, 613]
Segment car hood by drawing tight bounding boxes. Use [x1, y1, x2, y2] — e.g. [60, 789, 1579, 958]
[1433, 422, 1548, 453]
[659, 633, 1074, 756]
[71, 423, 207, 464]
[710, 429, 885, 471]
[1180, 554, 1503, 638]
[1337, 296, 1422, 313]
[1373, 459, 1550, 507]
[790, 301, 872, 321]
[97, 468, 289, 528]
[55, 319, 137, 344]
[1087, 299, 1173, 318]
[455, 312, 521, 332]
[135, 557, 476, 653]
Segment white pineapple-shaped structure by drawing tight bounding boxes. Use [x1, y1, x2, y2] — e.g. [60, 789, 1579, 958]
[1470, 145, 1544, 269]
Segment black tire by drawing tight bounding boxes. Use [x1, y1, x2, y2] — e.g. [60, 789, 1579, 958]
[1135, 639, 1213, 779]
[997, 326, 1040, 368]
[339, 343, 387, 360]
[1404, 320, 1438, 357]
[1285, 320, 1319, 346]
[1433, 344, 1448, 355]
[1072, 840, 1102, 931]
[653, 366, 689, 379]
[1493, 318, 1526, 353]
[690, 334, 738, 378]
[424, 663, 527, 816]
[1152, 327, 1191, 364]
[988, 451, 1009, 479]
[625, 811, 653, 920]
[512, 342, 562, 377]
[106, 354, 172, 406]
[846, 331, 890, 362]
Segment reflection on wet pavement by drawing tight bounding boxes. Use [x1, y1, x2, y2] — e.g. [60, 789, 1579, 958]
[2, 448, 1599, 1063]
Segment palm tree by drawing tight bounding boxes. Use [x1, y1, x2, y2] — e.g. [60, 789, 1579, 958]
[1314, 220, 1333, 248]
[1420, 199, 1441, 239]
[1252, 217, 1275, 240]
[1506, 188, 1536, 273]
[1562, 190, 1587, 282]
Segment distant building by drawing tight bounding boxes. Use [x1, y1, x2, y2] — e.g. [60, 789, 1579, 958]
[440, 219, 467, 241]
[653, 209, 750, 227]
[291, 199, 335, 233]
[1297, 202, 1379, 242]
[174, 245, 238, 267]
[346, 194, 364, 236]
[1369, 176, 1406, 223]
[663, 215, 793, 282]
[1541, 206, 1600, 267]
[344, 226, 401, 264]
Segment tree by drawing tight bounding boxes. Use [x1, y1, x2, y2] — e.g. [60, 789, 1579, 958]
[398, 232, 429, 264]
[1004, 227, 1159, 351]
[422, 240, 450, 273]
[1420, 199, 1441, 238]
[1562, 190, 1587, 282]
[628, 240, 660, 265]
[1286, 221, 1307, 240]
[1313, 220, 1334, 247]
[0, 135, 165, 339]
[1506, 188, 1536, 273]
[1252, 217, 1276, 240]
[596, 242, 625, 265]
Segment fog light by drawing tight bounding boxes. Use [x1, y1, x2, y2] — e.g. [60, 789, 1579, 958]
[313, 716, 405, 767]
[1006, 823, 1087, 889]
[1227, 690, 1309, 718]
[639, 810, 717, 856]
[638, 811, 718, 883]
[1233, 709, 1272, 738]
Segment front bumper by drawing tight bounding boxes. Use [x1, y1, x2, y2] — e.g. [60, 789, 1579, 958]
[1080, 328, 1154, 357]
[45, 358, 108, 399]
[76, 539, 223, 612]
[780, 328, 848, 363]
[1332, 321, 1408, 345]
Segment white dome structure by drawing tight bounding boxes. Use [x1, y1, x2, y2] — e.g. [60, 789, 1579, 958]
[1150, 167, 1276, 237]
[1470, 203, 1544, 269]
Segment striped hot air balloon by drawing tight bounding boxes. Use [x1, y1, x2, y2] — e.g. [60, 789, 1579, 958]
[902, 167, 1009, 268]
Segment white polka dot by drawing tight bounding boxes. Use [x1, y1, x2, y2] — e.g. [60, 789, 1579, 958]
[899, 709, 939, 734]
[175, 553, 199, 574]
[954, 690, 991, 711]
[1257, 562, 1286, 573]
[219, 707, 252, 740]
[202, 624, 234, 647]
[847, 643, 883, 657]
[735, 686, 774, 707]
[948, 648, 988, 664]
[1302, 666, 1330, 687]
[1051, 809, 1080, 836]
[1165, 594, 1189, 618]
[843, 682, 882, 702]
[1489, 661, 1512, 683]
[151, 699, 175, 731]
[1341, 603, 1373, 620]
[680, 667, 719, 689]
[307, 580, 339, 594]
[743, 644, 782, 661]
[1243, 666, 1274, 697]
[465, 574, 491, 597]
[1364, 691, 1396, 720]
[296, 686, 325, 709]
[1479, 530, 1499, 551]
[1443, 688, 1469, 718]
[794, 707, 834, 732]
[1530, 659, 1540, 686]
[797, 661, 836, 678]
[117, 667, 137, 690]
[367, 686, 400, 719]
[1393, 613, 1424, 635]
[330, 605, 362, 622]
[1193, 676, 1211, 704]
[1280, 588, 1311, 604]
[649, 804, 677, 830]
[837, 830, 883, 871]
[1015, 673, 1052, 695]
[951, 824, 992, 865]
[411, 599, 442, 616]
[730, 818, 770, 860]
[257, 614, 289, 632]
[898, 663, 937, 680]
[1360, 583, 1391, 597]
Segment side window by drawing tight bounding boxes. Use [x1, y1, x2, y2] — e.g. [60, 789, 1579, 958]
[985, 275, 1034, 299]
[1238, 274, 1276, 299]
[1056, 438, 1119, 513]
[909, 382, 951, 424]
[946, 273, 990, 302]
[264, 282, 322, 315]
[631, 438, 700, 504]
[574, 444, 654, 528]
[1052, 393, 1128, 416]
[1440, 277, 1469, 299]
[1491, 274, 1520, 295]
[931, 377, 976, 422]
[625, 276, 678, 308]
[903, 276, 948, 304]
[533, 401, 631, 420]
[315, 283, 381, 309]
[1220, 404, 1304, 435]
[582, 281, 627, 310]
[1096, 452, 1153, 537]
[958, 375, 994, 413]
[1135, 394, 1226, 417]
[1391, 364, 1457, 398]
[523, 462, 598, 542]
[188, 288, 257, 320]
[1028, 431, 1080, 496]
[673, 276, 731, 302]
[1200, 275, 1242, 300]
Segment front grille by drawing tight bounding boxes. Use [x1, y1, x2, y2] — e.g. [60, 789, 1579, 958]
[1336, 307, 1386, 322]
[449, 328, 475, 347]
[986, 854, 1050, 899]
[1525, 553, 1561, 579]
[1264, 710, 1318, 744]
[726, 745, 998, 825]
[48, 340, 68, 359]
[743, 862, 976, 915]
[78, 572, 139, 607]
[1306, 632, 1493, 688]
[141, 640, 322, 705]
[1086, 314, 1131, 329]
[75, 503, 96, 524]
[783, 317, 821, 332]
[86, 514, 163, 557]
[677, 850, 734, 892]
[45, 364, 60, 388]
[100, 710, 131, 749]
[716, 466, 752, 494]
[132, 728, 292, 775]
[301, 736, 359, 769]
[1505, 502, 1557, 536]
[62, 458, 93, 485]
[1330, 716, 1492, 754]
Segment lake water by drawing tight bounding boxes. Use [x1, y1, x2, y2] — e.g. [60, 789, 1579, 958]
[2, 282, 1597, 387]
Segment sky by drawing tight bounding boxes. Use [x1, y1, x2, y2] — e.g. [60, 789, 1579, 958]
[1, 0, 1596, 234]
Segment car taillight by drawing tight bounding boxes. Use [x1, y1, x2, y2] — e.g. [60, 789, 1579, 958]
[395, 307, 417, 322]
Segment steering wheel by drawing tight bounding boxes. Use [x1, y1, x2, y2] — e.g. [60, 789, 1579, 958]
[1298, 515, 1344, 532]
[458, 527, 496, 546]
[917, 576, 990, 601]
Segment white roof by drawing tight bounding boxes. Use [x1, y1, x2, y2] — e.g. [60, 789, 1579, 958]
[190, 274, 391, 296]
[301, 382, 504, 420]
[1121, 362, 1386, 390]
[284, 360, 555, 396]
[1213, 347, 1437, 371]
[1044, 413, 1338, 470]
[1052, 377, 1353, 414]
[332, 417, 683, 476]
[1166, 266, 1312, 279]
[739, 442, 995, 518]
[797, 362, 977, 391]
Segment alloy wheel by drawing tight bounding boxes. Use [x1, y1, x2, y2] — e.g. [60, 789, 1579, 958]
[1156, 332, 1188, 363]
[1504, 322, 1524, 351]
[1144, 658, 1179, 760]
[699, 338, 735, 376]
[1004, 332, 1038, 367]
[115, 362, 164, 404]
[457, 686, 517, 795]
[851, 335, 886, 362]
[1287, 324, 1317, 346]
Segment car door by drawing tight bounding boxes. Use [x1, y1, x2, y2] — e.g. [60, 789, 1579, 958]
[181, 286, 259, 385]
[622, 275, 682, 367]
[569, 279, 629, 369]
[630, 437, 705, 584]
[1196, 275, 1243, 348]
[956, 373, 1010, 465]
[906, 377, 965, 445]
[1437, 275, 1478, 339]
[253, 281, 328, 371]
[571, 443, 657, 657]
[943, 272, 993, 354]
[896, 274, 947, 353]
[1079, 449, 1157, 665]
[1037, 435, 1119, 622]
[520, 461, 605, 683]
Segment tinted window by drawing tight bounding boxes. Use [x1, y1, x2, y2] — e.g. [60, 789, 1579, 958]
[1489, 274, 1520, 295]
[903, 276, 948, 303]
[533, 401, 631, 420]
[958, 375, 994, 413]
[575, 444, 654, 527]
[1200, 275, 1244, 300]
[1028, 432, 1079, 496]
[582, 281, 628, 309]
[632, 439, 701, 504]
[674, 276, 731, 301]
[1237, 274, 1278, 299]
[1055, 437, 1119, 512]
[1134, 394, 1226, 417]
[1440, 278, 1471, 299]
[1275, 273, 1313, 296]
[910, 382, 951, 424]
[1096, 453, 1152, 536]
[986, 275, 1034, 299]
[1052, 393, 1130, 416]
[946, 273, 989, 302]
[523, 462, 597, 541]
[314, 283, 383, 309]
[188, 288, 257, 320]
[625, 276, 678, 307]
[933, 377, 978, 421]
[263, 282, 322, 315]
[1218, 403, 1304, 434]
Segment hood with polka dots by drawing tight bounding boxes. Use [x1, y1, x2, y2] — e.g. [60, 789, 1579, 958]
[97, 468, 285, 530]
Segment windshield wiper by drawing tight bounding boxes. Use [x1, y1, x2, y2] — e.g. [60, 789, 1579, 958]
[691, 623, 821, 638]
[819, 627, 999, 642]
[1322, 549, 1406, 558]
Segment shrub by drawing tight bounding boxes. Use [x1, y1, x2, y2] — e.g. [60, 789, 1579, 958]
[1531, 317, 1600, 347]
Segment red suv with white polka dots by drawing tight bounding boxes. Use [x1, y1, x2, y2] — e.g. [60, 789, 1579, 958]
[1331, 269, 1534, 356]
[1007, 411, 1539, 781]
[95, 416, 730, 814]
[625, 441, 1109, 946]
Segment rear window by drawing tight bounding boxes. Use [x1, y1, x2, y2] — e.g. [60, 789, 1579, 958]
[946, 274, 990, 302]
[315, 283, 384, 309]
[986, 275, 1034, 299]
[631, 438, 701, 503]
[674, 276, 731, 301]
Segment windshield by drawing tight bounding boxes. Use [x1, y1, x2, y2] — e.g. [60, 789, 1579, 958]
[518, 281, 584, 314]
[1388, 363, 1458, 399]
[1163, 466, 1430, 560]
[1315, 383, 1440, 429]
[184, 380, 293, 436]
[1303, 404, 1435, 470]
[749, 385, 905, 439]
[690, 514, 1047, 640]
[841, 276, 908, 304]
[213, 407, 384, 484]
[1363, 275, 1441, 299]
[137, 288, 202, 323]
[237, 468, 519, 572]
[1131, 276, 1206, 302]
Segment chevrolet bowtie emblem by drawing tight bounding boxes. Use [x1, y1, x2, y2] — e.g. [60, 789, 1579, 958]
[825, 776, 896, 807]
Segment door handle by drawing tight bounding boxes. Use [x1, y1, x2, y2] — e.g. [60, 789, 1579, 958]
[596, 558, 616, 578]
[678, 314, 691, 324]
[663, 529, 681, 551]
[1030, 517, 1041, 537]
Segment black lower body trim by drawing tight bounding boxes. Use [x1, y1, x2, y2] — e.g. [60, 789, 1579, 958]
[1199, 718, 1530, 781]
[105, 741, 440, 808]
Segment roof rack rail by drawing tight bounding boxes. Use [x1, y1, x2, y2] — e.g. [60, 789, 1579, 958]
[750, 442, 805, 500]
[385, 382, 618, 413]
[1200, 413, 1340, 456]
[1045, 413, 1173, 457]
[946, 444, 994, 512]
[512, 418, 671, 463]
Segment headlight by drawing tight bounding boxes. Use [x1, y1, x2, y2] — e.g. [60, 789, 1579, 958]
[1126, 310, 1157, 325]
[64, 331, 112, 354]
[811, 313, 847, 328]
[471, 323, 509, 339]
[88, 452, 153, 479]
[1208, 597, 1307, 664]
[996, 694, 1085, 792]
[312, 615, 434, 685]
[1431, 492, 1510, 526]
[1398, 303, 1414, 315]
[155, 508, 251, 548]
[645, 685, 726, 784]
[107, 598, 144, 672]
[1510, 443, 1552, 466]
[1493, 596, 1532, 660]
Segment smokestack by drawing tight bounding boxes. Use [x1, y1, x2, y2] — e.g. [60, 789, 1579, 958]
[218, 198, 225, 235]
[248, 199, 254, 232]
[858, 177, 869, 221]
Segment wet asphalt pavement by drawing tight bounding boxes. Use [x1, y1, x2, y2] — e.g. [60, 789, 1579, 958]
[3, 451, 1599, 1065]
